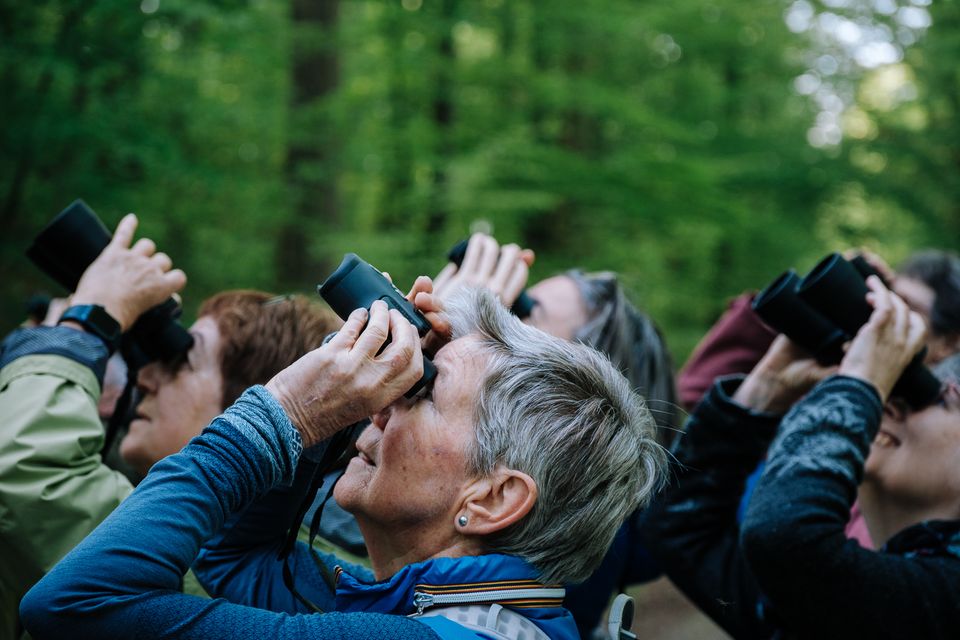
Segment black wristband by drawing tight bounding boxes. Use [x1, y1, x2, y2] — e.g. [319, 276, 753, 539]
[59, 304, 122, 354]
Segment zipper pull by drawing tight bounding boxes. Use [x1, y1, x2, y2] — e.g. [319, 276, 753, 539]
[413, 592, 434, 615]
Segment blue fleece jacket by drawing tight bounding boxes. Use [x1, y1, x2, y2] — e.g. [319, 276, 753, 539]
[20, 386, 577, 640]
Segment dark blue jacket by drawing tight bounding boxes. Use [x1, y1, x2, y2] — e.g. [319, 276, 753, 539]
[642, 375, 960, 639]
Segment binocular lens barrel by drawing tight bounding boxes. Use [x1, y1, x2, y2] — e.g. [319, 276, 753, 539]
[752, 270, 846, 364]
[26, 200, 112, 292]
[319, 254, 437, 398]
[755, 252, 941, 409]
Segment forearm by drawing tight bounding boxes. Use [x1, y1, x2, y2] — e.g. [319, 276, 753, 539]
[195, 458, 338, 612]
[739, 376, 950, 637]
[20, 386, 300, 635]
[641, 376, 780, 639]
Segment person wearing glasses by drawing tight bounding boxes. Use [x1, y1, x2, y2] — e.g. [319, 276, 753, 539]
[20, 286, 666, 640]
[643, 276, 960, 639]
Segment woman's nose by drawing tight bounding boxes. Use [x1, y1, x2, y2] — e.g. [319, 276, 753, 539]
[371, 397, 410, 430]
[136, 362, 163, 395]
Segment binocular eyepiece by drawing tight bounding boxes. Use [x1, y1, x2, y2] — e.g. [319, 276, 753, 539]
[319, 254, 438, 398]
[26, 200, 194, 369]
[753, 253, 941, 409]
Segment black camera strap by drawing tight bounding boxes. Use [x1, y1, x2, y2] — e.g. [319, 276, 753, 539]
[101, 372, 137, 456]
[277, 422, 364, 612]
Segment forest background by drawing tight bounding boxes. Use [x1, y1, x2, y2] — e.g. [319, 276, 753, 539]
[2, 0, 959, 363]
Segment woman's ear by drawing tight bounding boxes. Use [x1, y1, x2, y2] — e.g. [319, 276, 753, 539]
[455, 466, 538, 536]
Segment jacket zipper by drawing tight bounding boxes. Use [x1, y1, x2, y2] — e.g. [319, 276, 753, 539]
[412, 587, 566, 615]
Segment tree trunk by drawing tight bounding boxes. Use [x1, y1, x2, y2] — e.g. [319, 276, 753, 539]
[279, 0, 339, 287]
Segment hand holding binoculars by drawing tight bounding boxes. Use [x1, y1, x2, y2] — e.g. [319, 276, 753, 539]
[27, 200, 193, 368]
[753, 253, 940, 409]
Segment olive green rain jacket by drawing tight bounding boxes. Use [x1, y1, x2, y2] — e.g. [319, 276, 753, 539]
[0, 354, 206, 640]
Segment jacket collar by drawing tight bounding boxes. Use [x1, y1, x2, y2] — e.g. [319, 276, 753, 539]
[335, 553, 577, 637]
[883, 519, 960, 560]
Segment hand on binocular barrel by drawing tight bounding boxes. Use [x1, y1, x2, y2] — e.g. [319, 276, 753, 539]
[266, 300, 424, 448]
[839, 276, 927, 402]
[433, 232, 534, 307]
[734, 335, 836, 413]
[407, 275, 451, 356]
[70, 214, 187, 331]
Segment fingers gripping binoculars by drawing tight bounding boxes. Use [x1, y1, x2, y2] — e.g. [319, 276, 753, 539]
[319, 254, 437, 398]
[26, 200, 194, 369]
[753, 253, 941, 409]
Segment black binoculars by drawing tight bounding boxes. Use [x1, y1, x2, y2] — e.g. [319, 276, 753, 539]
[753, 253, 941, 409]
[26, 199, 194, 369]
[319, 254, 438, 398]
[446, 239, 537, 319]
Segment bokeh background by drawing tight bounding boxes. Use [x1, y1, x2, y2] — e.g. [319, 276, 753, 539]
[2, 1, 958, 636]
[3, 0, 959, 360]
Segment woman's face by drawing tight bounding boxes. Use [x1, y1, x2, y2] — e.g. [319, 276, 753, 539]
[120, 316, 225, 475]
[335, 336, 487, 531]
[864, 385, 960, 515]
[525, 275, 589, 341]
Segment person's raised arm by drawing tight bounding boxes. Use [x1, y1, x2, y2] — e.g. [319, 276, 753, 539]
[0, 214, 185, 631]
[20, 301, 440, 640]
[740, 277, 960, 638]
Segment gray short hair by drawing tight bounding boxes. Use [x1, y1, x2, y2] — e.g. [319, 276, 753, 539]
[445, 288, 667, 584]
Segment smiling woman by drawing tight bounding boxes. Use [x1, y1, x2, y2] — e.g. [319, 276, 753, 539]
[861, 354, 960, 539]
[642, 277, 960, 639]
[20, 286, 667, 640]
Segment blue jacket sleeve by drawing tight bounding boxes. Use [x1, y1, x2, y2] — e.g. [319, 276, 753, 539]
[19, 386, 437, 640]
[195, 457, 371, 614]
[1, 326, 109, 384]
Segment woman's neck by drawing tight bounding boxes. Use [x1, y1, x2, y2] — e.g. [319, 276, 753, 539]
[858, 485, 958, 547]
[359, 519, 484, 581]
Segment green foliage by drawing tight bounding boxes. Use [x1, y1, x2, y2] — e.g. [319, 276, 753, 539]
[2, 0, 958, 362]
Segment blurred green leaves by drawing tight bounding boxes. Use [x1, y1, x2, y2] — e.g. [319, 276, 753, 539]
[2, 0, 958, 361]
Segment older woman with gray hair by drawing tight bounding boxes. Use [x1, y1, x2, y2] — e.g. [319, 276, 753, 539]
[433, 234, 679, 636]
[21, 284, 665, 640]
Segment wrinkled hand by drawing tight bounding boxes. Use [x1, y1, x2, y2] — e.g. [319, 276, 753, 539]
[265, 300, 425, 447]
[734, 335, 836, 413]
[839, 276, 927, 402]
[432, 232, 534, 307]
[71, 214, 186, 331]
